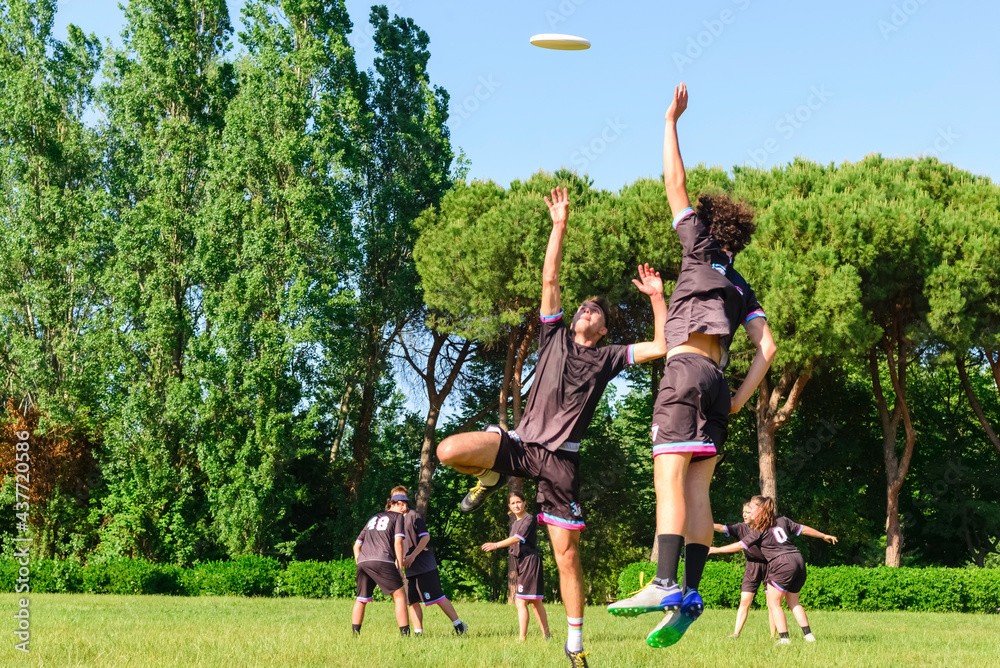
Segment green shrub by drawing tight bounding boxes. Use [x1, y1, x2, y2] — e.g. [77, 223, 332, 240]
[27, 558, 84, 593]
[80, 558, 183, 595]
[182, 556, 280, 597]
[616, 560, 1000, 613]
[280, 559, 356, 598]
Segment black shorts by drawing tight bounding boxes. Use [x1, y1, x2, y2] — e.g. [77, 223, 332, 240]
[652, 353, 730, 462]
[356, 561, 403, 602]
[767, 553, 807, 594]
[487, 426, 585, 531]
[406, 568, 446, 607]
[742, 560, 768, 594]
[515, 553, 544, 600]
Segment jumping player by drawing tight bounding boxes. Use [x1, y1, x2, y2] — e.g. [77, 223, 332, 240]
[352, 495, 410, 636]
[437, 186, 668, 668]
[482, 491, 552, 641]
[710, 495, 838, 643]
[608, 82, 777, 649]
[713, 503, 776, 638]
[388, 486, 467, 636]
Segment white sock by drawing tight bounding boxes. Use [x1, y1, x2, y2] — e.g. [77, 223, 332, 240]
[567, 617, 583, 652]
[477, 469, 500, 486]
[453, 619, 463, 626]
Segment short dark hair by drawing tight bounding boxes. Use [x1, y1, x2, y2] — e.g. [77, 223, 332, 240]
[697, 193, 756, 254]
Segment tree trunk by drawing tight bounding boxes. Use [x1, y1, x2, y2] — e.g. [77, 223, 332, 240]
[348, 352, 378, 498]
[754, 366, 811, 501]
[956, 354, 1000, 457]
[329, 381, 355, 463]
[869, 334, 916, 568]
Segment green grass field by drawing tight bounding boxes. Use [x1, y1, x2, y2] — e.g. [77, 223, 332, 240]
[2, 595, 998, 667]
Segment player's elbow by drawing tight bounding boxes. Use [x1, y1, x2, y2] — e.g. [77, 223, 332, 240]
[761, 337, 777, 364]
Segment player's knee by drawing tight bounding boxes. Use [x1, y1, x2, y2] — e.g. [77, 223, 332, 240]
[436, 438, 457, 465]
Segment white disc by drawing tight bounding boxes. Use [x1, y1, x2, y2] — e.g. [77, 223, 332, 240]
[530, 33, 591, 50]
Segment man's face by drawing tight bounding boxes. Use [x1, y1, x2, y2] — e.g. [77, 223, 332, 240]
[572, 302, 606, 337]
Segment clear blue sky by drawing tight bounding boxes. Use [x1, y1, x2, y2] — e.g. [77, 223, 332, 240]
[55, 0, 1000, 190]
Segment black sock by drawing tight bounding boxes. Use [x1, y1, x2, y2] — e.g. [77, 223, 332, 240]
[682, 543, 710, 592]
[780, 631, 789, 639]
[655, 534, 684, 585]
[352, 624, 361, 635]
[801, 625, 811, 636]
[400, 625, 410, 636]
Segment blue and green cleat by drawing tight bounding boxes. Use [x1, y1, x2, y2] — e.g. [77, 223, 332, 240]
[645, 589, 703, 648]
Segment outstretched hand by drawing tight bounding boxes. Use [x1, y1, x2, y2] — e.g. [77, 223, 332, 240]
[481, 542, 497, 552]
[665, 83, 688, 122]
[632, 264, 663, 298]
[824, 535, 839, 545]
[544, 187, 569, 228]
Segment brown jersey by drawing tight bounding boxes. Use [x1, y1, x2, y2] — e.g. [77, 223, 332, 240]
[403, 509, 437, 576]
[355, 511, 405, 564]
[509, 512, 539, 559]
[514, 313, 633, 450]
[665, 207, 765, 369]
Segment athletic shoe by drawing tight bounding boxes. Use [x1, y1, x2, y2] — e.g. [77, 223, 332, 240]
[564, 644, 589, 668]
[454, 621, 468, 636]
[459, 475, 509, 513]
[606, 581, 682, 617]
[727, 633, 740, 638]
[645, 589, 703, 648]
[777, 637, 791, 645]
[804, 633, 816, 642]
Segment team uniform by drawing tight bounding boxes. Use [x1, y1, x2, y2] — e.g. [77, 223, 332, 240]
[402, 509, 447, 607]
[488, 311, 635, 530]
[747, 517, 808, 594]
[652, 207, 766, 460]
[722, 522, 769, 594]
[509, 513, 544, 600]
[355, 511, 405, 602]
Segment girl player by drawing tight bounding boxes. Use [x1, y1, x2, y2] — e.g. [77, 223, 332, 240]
[713, 503, 775, 638]
[608, 82, 776, 649]
[482, 492, 552, 641]
[710, 495, 838, 643]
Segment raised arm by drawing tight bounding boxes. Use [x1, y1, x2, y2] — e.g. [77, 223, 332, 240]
[709, 541, 745, 555]
[730, 317, 777, 413]
[630, 264, 667, 364]
[799, 525, 838, 544]
[663, 83, 692, 218]
[541, 187, 569, 316]
[482, 535, 521, 552]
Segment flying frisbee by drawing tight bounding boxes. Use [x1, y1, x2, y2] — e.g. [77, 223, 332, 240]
[530, 33, 591, 50]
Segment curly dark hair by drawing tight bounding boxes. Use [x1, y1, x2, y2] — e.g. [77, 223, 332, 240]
[697, 193, 756, 254]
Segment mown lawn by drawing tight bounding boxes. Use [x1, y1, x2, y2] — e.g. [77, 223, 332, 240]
[1, 594, 998, 667]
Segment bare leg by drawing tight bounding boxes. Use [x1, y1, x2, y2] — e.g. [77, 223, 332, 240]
[530, 601, 551, 637]
[437, 598, 460, 623]
[516, 597, 529, 640]
[786, 592, 810, 630]
[766, 586, 788, 635]
[767, 586, 777, 637]
[408, 602, 423, 632]
[436, 431, 502, 475]
[352, 600, 367, 627]
[683, 457, 716, 545]
[547, 526, 584, 619]
[733, 592, 755, 636]
[391, 587, 409, 628]
[654, 453, 691, 535]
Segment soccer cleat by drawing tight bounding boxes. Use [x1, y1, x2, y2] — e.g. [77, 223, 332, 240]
[777, 637, 791, 645]
[645, 590, 703, 648]
[459, 475, 509, 513]
[454, 621, 468, 635]
[607, 581, 682, 617]
[564, 644, 589, 668]
[804, 633, 816, 642]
